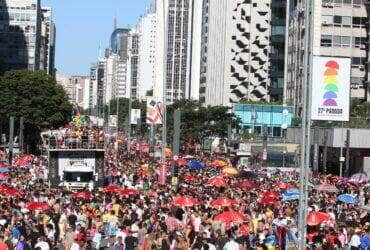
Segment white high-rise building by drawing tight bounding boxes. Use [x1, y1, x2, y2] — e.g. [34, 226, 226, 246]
[200, 0, 273, 106]
[154, 0, 203, 102]
[137, 7, 156, 98]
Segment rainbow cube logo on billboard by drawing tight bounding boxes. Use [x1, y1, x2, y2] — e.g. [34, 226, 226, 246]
[311, 56, 350, 121]
[323, 61, 339, 107]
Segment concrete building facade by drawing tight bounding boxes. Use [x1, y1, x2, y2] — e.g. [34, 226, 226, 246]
[137, 8, 156, 98]
[154, 0, 203, 103]
[200, 0, 287, 106]
[286, 0, 369, 115]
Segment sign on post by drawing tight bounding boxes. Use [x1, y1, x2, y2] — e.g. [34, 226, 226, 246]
[130, 109, 141, 125]
[146, 98, 164, 125]
[311, 56, 350, 121]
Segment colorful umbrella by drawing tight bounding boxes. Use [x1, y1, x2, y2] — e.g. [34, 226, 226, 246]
[186, 161, 204, 170]
[72, 192, 93, 199]
[234, 180, 258, 190]
[0, 173, 10, 180]
[177, 158, 188, 167]
[337, 194, 357, 204]
[212, 160, 228, 168]
[282, 191, 299, 201]
[258, 197, 280, 205]
[0, 168, 10, 173]
[315, 183, 339, 193]
[103, 185, 121, 192]
[214, 211, 245, 225]
[211, 197, 237, 208]
[262, 191, 280, 199]
[0, 185, 9, 191]
[349, 173, 368, 184]
[307, 211, 330, 226]
[184, 175, 196, 183]
[27, 202, 50, 211]
[222, 167, 238, 176]
[5, 188, 24, 196]
[239, 224, 250, 236]
[13, 155, 33, 167]
[0, 163, 10, 168]
[208, 176, 227, 188]
[119, 188, 140, 196]
[172, 196, 200, 207]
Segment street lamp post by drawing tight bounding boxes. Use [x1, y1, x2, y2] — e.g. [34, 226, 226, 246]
[161, 0, 168, 163]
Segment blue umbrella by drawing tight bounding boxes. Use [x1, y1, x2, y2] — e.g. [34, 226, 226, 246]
[282, 190, 300, 201]
[337, 194, 357, 204]
[186, 161, 204, 170]
[0, 168, 10, 173]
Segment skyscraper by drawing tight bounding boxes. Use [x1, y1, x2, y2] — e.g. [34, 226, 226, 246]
[129, 30, 139, 99]
[0, 0, 41, 71]
[110, 28, 130, 61]
[154, 0, 203, 103]
[137, 6, 157, 98]
[200, 0, 278, 106]
[39, 7, 56, 76]
[286, 0, 369, 116]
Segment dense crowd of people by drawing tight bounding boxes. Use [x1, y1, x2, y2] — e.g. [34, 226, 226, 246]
[0, 126, 369, 250]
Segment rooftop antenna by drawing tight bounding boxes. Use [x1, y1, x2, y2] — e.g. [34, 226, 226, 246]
[114, 10, 118, 30]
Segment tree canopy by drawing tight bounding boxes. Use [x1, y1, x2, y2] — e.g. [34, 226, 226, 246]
[0, 70, 71, 152]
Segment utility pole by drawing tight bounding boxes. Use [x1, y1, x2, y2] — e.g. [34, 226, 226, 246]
[19, 117, 24, 153]
[172, 109, 181, 191]
[345, 129, 350, 176]
[298, 0, 314, 248]
[161, 0, 168, 164]
[262, 124, 268, 168]
[339, 122, 344, 177]
[8, 117, 14, 165]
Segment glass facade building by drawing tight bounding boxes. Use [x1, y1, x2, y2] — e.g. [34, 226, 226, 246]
[269, 0, 287, 102]
[234, 104, 293, 137]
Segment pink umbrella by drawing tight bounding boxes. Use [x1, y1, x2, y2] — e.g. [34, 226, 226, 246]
[211, 197, 237, 208]
[208, 176, 227, 188]
[172, 196, 200, 207]
[349, 173, 368, 184]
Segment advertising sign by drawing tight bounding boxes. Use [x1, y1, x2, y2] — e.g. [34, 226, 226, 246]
[311, 56, 350, 121]
[146, 98, 164, 125]
[130, 109, 141, 125]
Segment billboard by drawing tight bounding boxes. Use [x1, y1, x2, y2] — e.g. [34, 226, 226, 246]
[131, 109, 141, 124]
[146, 98, 164, 125]
[311, 56, 350, 121]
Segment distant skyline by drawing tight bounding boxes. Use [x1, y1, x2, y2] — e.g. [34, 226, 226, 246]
[42, 0, 150, 76]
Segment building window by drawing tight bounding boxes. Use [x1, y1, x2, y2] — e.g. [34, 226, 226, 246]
[334, 16, 342, 26]
[333, 36, 341, 46]
[322, 15, 333, 26]
[321, 35, 332, 47]
[342, 16, 351, 27]
[341, 36, 350, 47]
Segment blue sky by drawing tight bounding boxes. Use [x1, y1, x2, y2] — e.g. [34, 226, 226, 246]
[42, 0, 149, 76]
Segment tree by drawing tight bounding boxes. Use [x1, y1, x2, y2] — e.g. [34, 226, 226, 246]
[0, 70, 71, 152]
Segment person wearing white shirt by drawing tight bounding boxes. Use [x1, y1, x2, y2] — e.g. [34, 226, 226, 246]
[349, 230, 361, 249]
[223, 238, 240, 250]
[35, 238, 50, 250]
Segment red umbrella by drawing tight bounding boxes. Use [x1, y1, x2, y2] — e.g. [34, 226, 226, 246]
[0, 185, 9, 191]
[5, 188, 24, 196]
[239, 224, 250, 236]
[234, 180, 258, 189]
[315, 184, 338, 193]
[211, 197, 237, 208]
[119, 188, 140, 196]
[0, 162, 10, 168]
[262, 191, 280, 199]
[72, 192, 93, 199]
[0, 173, 10, 180]
[177, 158, 188, 167]
[307, 211, 330, 226]
[172, 196, 200, 207]
[27, 202, 49, 211]
[214, 211, 245, 225]
[208, 176, 227, 188]
[103, 185, 121, 192]
[184, 175, 196, 183]
[276, 182, 293, 189]
[258, 197, 280, 205]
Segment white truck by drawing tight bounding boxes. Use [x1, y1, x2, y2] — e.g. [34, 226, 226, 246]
[60, 161, 95, 190]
